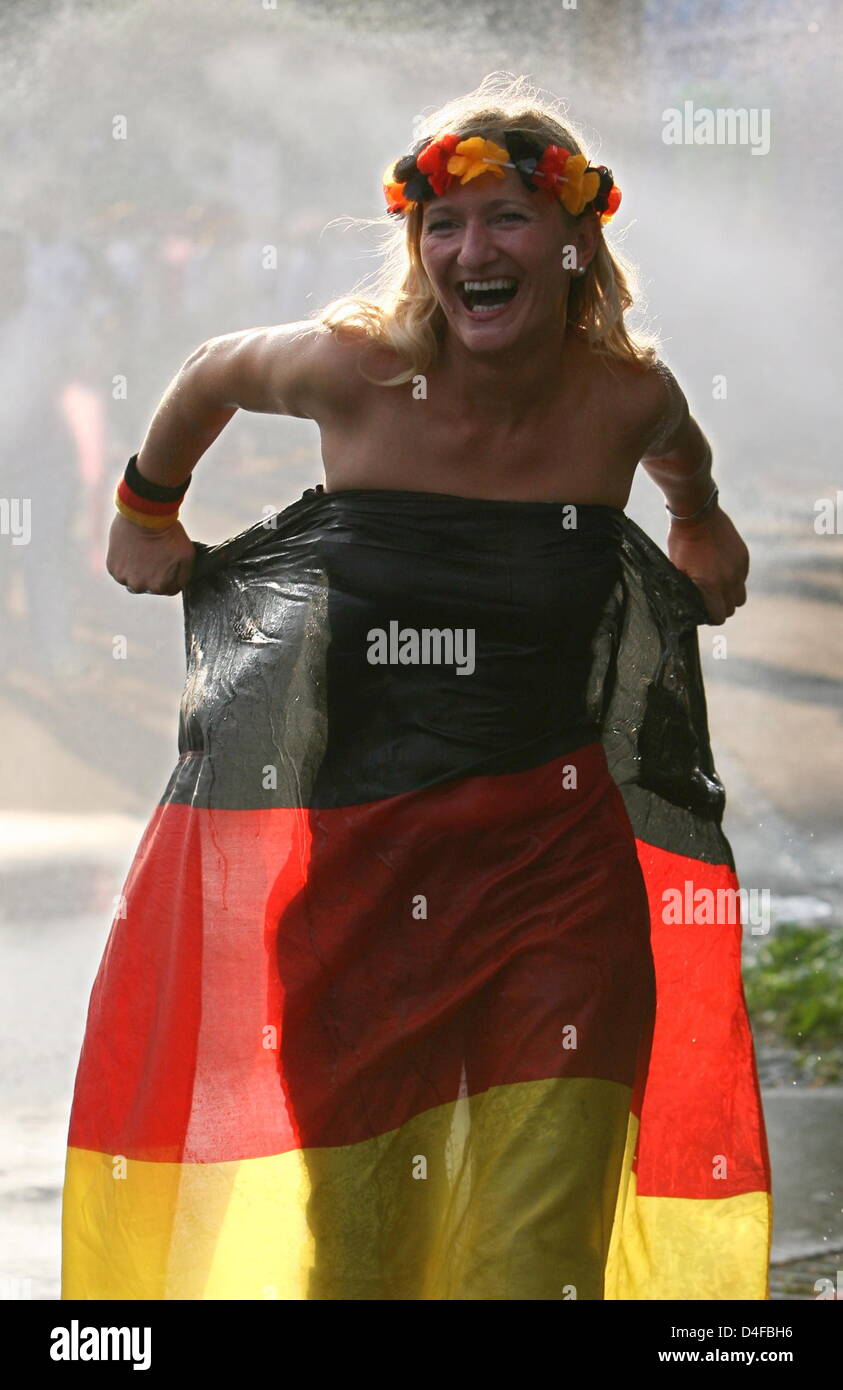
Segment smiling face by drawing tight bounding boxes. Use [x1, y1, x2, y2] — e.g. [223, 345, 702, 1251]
[419, 165, 593, 356]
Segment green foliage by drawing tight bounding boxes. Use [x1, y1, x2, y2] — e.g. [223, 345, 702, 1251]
[743, 922, 843, 1084]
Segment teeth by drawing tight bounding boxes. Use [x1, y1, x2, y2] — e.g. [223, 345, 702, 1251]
[460, 278, 517, 290]
[457, 277, 519, 314]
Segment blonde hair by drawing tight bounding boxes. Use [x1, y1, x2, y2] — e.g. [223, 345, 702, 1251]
[313, 72, 658, 386]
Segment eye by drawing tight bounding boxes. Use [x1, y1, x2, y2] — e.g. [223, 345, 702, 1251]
[425, 210, 527, 233]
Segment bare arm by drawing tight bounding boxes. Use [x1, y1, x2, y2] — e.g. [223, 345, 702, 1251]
[639, 363, 714, 517]
[134, 321, 337, 486]
[107, 321, 341, 595]
[639, 362, 749, 625]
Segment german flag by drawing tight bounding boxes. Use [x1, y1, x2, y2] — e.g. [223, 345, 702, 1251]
[61, 486, 771, 1300]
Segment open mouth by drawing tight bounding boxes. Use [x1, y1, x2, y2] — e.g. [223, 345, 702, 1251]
[456, 277, 519, 314]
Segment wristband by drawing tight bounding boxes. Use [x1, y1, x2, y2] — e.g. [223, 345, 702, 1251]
[114, 453, 191, 530]
[666, 484, 719, 523]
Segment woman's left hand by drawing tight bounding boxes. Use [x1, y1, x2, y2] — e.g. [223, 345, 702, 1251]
[667, 504, 749, 624]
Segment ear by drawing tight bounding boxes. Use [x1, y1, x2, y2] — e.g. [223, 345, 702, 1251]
[579, 208, 601, 259]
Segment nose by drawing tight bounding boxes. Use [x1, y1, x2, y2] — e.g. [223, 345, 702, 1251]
[455, 216, 498, 274]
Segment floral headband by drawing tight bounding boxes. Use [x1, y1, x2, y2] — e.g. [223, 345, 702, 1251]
[383, 130, 622, 224]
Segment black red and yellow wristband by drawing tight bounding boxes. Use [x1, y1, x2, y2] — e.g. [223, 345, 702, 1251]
[114, 454, 192, 530]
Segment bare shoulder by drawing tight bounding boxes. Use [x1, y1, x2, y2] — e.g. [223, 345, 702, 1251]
[292, 322, 416, 422]
[584, 348, 689, 454]
[188, 318, 387, 422]
[631, 357, 689, 456]
[320, 332, 411, 393]
[259, 319, 378, 422]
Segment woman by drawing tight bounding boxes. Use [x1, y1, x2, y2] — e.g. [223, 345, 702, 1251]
[62, 75, 771, 1300]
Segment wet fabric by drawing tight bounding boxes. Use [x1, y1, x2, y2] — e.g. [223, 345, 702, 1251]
[61, 484, 772, 1300]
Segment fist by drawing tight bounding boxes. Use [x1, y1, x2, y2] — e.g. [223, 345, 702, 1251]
[668, 504, 749, 624]
[106, 513, 197, 596]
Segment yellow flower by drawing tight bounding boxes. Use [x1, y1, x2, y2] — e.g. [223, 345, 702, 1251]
[558, 153, 601, 215]
[558, 154, 601, 214]
[447, 136, 510, 185]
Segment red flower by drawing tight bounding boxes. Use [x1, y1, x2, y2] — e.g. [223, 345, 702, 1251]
[532, 144, 571, 194]
[416, 133, 461, 195]
[601, 185, 622, 224]
[384, 181, 412, 214]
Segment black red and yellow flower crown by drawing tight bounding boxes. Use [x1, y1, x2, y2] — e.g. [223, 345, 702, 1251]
[383, 130, 622, 224]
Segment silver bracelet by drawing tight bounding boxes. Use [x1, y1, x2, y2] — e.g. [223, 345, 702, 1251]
[666, 484, 719, 522]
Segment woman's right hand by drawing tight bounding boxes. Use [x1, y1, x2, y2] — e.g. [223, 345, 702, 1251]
[106, 513, 197, 595]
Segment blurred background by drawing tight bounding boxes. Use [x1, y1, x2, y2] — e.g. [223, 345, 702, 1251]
[0, 0, 841, 1300]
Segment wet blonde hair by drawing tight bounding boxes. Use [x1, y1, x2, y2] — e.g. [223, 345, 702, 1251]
[313, 72, 658, 385]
